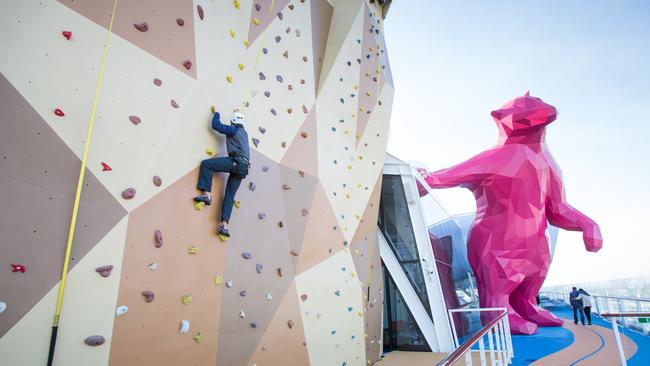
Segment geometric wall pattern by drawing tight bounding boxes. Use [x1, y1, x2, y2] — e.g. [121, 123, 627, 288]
[0, 0, 393, 365]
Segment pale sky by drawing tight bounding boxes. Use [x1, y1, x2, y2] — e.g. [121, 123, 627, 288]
[383, 1, 650, 286]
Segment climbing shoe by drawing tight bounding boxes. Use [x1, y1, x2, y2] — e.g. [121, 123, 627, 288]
[194, 193, 212, 206]
[218, 225, 230, 238]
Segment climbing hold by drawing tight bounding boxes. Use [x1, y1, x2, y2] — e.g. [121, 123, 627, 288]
[258, 213, 266, 220]
[301, 131, 308, 138]
[188, 245, 199, 254]
[153, 175, 162, 187]
[290, 250, 299, 257]
[229, 29, 235, 38]
[214, 276, 223, 285]
[286, 27, 291, 34]
[153, 78, 162, 86]
[234, 200, 241, 208]
[95, 265, 113, 278]
[300, 79, 306, 84]
[226, 75, 233, 83]
[176, 18, 184, 26]
[239, 290, 247, 297]
[183, 60, 192, 70]
[250, 322, 257, 328]
[287, 107, 293, 113]
[133, 22, 148, 32]
[54, 108, 65, 117]
[84, 335, 105, 347]
[265, 293, 272, 301]
[295, 29, 301, 37]
[282, 184, 291, 190]
[218, 233, 228, 242]
[148, 262, 158, 271]
[287, 320, 294, 329]
[302, 56, 308, 62]
[233, 0, 240, 9]
[181, 295, 193, 305]
[128, 115, 141, 125]
[262, 48, 268, 54]
[288, 4, 294, 10]
[262, 166, 269, 172]
[258, 127, 266, 134]
[142, 291, 154, 303]
[0, 302, 6, 314]
[301, 209, 309, 217]
[277, 12, 284, 20]
[281, 141, 287, 148]
[154, 229, 163, 248]
[255, 3, 261, 11]
[277, 268, 282, 277]
[101, 162, 112, 171]
[243, 40, 249, 46]
[226, 280, 233, 287]
[302, 105, 308, 113]
[256, 263, 263, 273]
[335, 290, 341, 296]
[121, 188, 136, 200]
[179, 320, 190, 334]
[205, 147, 214, 156]
[62, 30, 72, 40]
[238, 63, 245, 71]
[270, 109, 277, 116]
[249, 182, 256, 191]
[193, 332, 204, 343]
[298, 170, 305, 177]
[115, 305, 128, 317]
[277, 221, 283, 228]
[197, 5, 204, 20]
[259, 72, 265, 80]
[300, 294, 308, 302]
[239, 310, 246, 318]
[170, 99, 179, 108]
[253, 18, 260, 25]
[242, 252, 252, 259]
[276, 75, 283, 83]
[264, 91, 270, 97]
[194, 201, 205, 211]
[283, 51, 288, 58]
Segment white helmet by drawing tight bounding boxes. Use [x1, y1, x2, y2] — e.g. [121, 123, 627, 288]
[230, 112, 245, 125]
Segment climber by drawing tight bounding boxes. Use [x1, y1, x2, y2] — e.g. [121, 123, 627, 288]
[194, 106, 250, 238]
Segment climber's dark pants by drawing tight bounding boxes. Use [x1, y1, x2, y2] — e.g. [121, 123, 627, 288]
[197, 157, 242, 223]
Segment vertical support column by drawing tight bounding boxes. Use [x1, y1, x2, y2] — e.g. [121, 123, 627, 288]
[611, 318, 628, 366]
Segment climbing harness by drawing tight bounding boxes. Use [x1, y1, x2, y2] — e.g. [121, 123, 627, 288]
[47, 0, 119, 364]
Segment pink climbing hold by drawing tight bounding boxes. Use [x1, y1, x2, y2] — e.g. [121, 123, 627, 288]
[142, 291, 154, 303]
[133, 22, 149, 32]
[95, 265, 113, 278]
[300, 131, 308, 138]
[176, 18, 185, 26]
[101, 162, 112, 171]
[153, 78, 162, 86]
[54, 108, 65, 117]
[128, 115, 141, 125]
[121, 188, 136, 200]
[197, 5, 204, 20]
[170, 99, 179, 108]
[84, 335, 105, 347]
[154, 230, 163, 248]
[183, 60, 192, 70]
[62, 30, 72, 40]
[11, 264, 26, 273]
[153, 175, 162, 187]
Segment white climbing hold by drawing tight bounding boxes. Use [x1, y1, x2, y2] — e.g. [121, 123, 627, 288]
[226, 280, 233, 288]
[148, 262, 158, 271]
[265, 293, 272, 301]
[0, 301, 6, 314]
[239, 310, 246, 318]
[180, 320, 190, 334]
[115, 305, 128, 317]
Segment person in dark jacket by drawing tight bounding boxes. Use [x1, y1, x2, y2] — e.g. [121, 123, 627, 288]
[194, 106, 250, 238]
[570, 287, 585, 325]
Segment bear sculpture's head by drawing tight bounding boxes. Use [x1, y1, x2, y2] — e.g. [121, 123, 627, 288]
[491, 92, 557, 137]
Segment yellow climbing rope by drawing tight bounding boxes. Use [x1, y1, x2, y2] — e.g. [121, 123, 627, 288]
[366, 2, 383, 303]
[47, 0, 119, 364]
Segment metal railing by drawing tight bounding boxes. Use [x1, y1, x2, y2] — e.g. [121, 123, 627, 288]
[601, 312, 650, 366]
[437, 308, 513, 366]
[540, 291, 650, 335]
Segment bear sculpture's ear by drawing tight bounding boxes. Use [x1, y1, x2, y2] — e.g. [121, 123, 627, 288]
[491, 110, 504, 120]
[524, 91, 530, 97]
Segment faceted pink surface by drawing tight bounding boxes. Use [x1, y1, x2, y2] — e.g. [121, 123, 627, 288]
[418, 92, 602, 334]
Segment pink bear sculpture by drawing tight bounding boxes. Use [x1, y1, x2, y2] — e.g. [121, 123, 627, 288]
[417, 92, 602, 334]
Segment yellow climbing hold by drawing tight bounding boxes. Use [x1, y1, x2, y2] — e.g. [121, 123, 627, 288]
[226, 75, 233, 83]
[229, 30, 236, 38]
[193, 332, 204, 343]
[234, 200, 241, 208]
[345, 193, 351, 199]
[188, 245, 199, 254]
[205, 147, 214, 156]
[358, 312, 363, 317]
[194, 201, 205, 211]
[355, 249, 360, 255]
[253, 18, 260, 25]
[233, 0, 240, 9]
[351, 272, 357, 278]
[214, 276, 223, 285]
[243, 40, 249, 46]
[354, 85, 359, 90]
[218, 234, 229, 243]
[344, 248, 350, 254]
[344, 130, 349, 135]
[238, 63, 245, 71]
[347, 165, 352, 170]
[181, 295, 193, 305]
[366, 91, 371, 96]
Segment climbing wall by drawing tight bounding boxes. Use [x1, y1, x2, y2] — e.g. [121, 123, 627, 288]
[0, 0, 393, 365]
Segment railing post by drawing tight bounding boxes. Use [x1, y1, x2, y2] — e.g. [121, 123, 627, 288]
[611, 317, 628, 366]
[464, 350, 472, 366]
[504, 315, 514, 360]
[594, 295, 601, 316]
[494, 323, 503, 366]
[487, 328, 496, 366]
[498, 320, 507, 364]
[478, 335, 486, 366]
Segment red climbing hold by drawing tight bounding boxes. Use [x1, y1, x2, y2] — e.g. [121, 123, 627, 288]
[101, 162, 112, 171]
[142, 291, 155, 303]
[54, 108, 65, 117]
[183, 60, 192, 70]
[128, 115, 141, 125]
[95, 265, 113, 278]
[154, 229, 163, 248]
[62, 31, 72, 40]
[11, 264, 26, 273]
[153, 175, 162, 187]
[153, 78, 162, 86]
[121, 188, 136, 200]
[197, 5, 204, 20]
[133, 22, 149, 32]
[176, 18, 185, 26]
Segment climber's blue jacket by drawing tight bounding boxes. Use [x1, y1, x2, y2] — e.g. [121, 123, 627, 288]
[211, 112, 250, 162]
